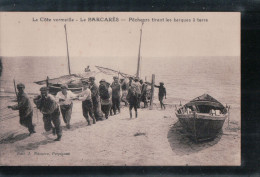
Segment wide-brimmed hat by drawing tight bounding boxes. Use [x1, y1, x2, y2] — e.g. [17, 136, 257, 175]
[17, 83, 25, 88]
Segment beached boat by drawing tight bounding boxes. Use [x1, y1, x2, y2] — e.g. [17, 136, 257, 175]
[34, 72, 96, 95]
[34, 24, 96, 95]
[175, 94, 228, 142]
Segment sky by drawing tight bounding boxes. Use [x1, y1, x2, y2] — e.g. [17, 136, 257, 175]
[0, 12, 240, 57]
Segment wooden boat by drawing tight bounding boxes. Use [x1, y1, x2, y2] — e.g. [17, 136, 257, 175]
[175, 94, 229, 142]
[34, 72, 96, 95]
[34, 25, 96, 95]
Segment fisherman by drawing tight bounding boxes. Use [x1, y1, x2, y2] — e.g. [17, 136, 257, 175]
[99, 79, 111, 119]
[85, 65, 91, 72]
[132, 78, 142, 108]
[89, 76, 103, 121]
[140, 79, 148, 108]
[56, 84, 76, 129]
[78, 80, 96, 126]
[8, 83, 36, 135]
[155, 82, 167, 109]
[106, 82, 113, 116]
[120, 78, 129, 106]
[129, 77, 133, 87]
[111, 76, 121, 115]
[33, 87, 62, 141]
[126, 84, 139, 118]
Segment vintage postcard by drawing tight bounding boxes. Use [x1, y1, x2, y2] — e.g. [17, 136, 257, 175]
[0, 12, 240, 166]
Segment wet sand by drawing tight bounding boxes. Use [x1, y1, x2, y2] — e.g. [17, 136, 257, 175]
[0, 98, 240, 166]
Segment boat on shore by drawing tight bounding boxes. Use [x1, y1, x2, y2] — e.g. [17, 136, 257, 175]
[34, 72, 96, 95]
[175, 94, 229, 142]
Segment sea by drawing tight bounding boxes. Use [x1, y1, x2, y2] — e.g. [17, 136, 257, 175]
[0, 56, 240, 109]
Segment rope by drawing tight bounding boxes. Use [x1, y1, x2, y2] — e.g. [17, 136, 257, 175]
[0, 114, 19, 122]
[0, 112, 18, 119]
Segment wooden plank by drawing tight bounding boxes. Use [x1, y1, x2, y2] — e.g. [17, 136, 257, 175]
[149, 74, 155, 109]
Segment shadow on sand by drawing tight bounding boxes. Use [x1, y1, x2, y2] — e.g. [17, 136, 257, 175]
[15, 137, 56, 152]
[167, 121, 222, 156]
[0, 133, 29, 144]
[14, 121, 91, 153]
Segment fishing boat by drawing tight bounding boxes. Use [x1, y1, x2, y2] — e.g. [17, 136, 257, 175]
[175, 94, 229, 142]
[34, 25, 96, 95]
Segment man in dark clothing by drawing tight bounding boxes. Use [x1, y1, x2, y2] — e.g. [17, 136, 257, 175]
[120, 78, 129, 106]
[155, 82, 167, 109]
[126, 85, 139, 118]
[111, 76, 121, 115]
[33, 87, 62, 141]
[8, 83, 36, 135]
[140, 80, 148, 108]
[89, 77, 103, 121]
[99, 79, 111, 119]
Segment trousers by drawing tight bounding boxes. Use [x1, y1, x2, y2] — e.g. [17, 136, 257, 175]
[43, 108, 62, 136]
[60, 103, 73, 125]
[82, 100, 95, 123]
[101, 104, 111, 119]
[112, 97, 120, 114]
[20, 111, 35, 133]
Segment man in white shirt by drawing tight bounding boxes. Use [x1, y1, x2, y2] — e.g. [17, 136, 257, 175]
[56, 84, 77, 129]
[78, 80, 96, 126]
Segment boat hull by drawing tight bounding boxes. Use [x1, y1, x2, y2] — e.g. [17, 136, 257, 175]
[176, 113, 227, 142]
[48, 84, 83, 95]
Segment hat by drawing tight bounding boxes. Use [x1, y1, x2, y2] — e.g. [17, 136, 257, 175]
[129, 77, 133, 80]
[61, 84, 68, 89]
[89, 77, 95, 80]
[160, 82, 164, 85]
[113, 76, 118, 79]
[40, 86, 48, 91]
[134, 77, 139, 82]
[17, 83, 25, 88]
[99, 79, 106, 83]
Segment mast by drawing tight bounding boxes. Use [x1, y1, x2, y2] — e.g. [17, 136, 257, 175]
[64, 24, 71, 75]
[136, 22, 144, 78]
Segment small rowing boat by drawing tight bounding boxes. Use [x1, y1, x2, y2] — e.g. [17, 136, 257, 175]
[175, 94, 229, 142]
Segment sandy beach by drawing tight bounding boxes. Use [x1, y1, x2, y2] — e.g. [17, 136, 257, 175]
[0, 97, 240, 166]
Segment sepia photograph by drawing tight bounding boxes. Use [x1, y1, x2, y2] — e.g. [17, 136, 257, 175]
[0, 12, 240, 166]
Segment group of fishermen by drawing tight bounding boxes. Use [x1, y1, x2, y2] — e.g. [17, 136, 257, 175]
[7, 76, 166, 142]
